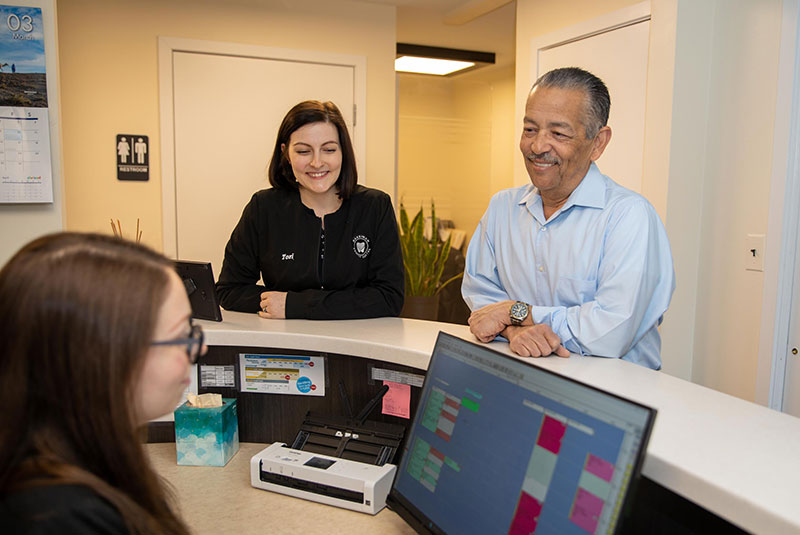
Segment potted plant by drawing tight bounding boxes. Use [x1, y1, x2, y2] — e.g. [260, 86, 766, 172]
[399, 202, 463, 321]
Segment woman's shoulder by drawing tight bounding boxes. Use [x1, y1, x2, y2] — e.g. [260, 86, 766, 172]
[247, 187, 302, 212]
[0, 484, 128, 535]
[347, 185, 392, 207]
[251, 187, 296, 202]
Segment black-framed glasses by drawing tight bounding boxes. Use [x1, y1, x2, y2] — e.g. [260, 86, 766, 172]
[151, 322, 205, 364]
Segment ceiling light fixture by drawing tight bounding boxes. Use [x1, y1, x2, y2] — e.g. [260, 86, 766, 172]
[395, 43, 495, 77]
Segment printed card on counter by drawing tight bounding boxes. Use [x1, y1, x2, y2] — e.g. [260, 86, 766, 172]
[239, 353, 325, 396]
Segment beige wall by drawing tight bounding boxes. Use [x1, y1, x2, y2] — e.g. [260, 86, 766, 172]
[644, 0, 714, 382]
[686, 0, 782, 399]
[57, 0, 396, 251]
[647, 0, 783, 400]
[397, 65, 515, 244]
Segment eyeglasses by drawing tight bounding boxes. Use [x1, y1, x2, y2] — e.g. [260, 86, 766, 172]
[151, 322, 205, 364]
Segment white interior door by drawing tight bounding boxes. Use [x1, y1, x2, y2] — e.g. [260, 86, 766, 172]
[781, 237, 800, 416]
[527, 2, 650, 194]
[159, 38, 365, 276]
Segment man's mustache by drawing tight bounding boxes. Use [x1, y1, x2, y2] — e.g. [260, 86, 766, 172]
[526, 152, 559, 164]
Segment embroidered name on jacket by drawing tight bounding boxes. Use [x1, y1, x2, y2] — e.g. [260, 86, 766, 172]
[281, 253, 294, 260]
[352, 235, 370, 258]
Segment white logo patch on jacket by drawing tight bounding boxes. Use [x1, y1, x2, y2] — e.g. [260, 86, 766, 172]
[352, 235, 370, 258]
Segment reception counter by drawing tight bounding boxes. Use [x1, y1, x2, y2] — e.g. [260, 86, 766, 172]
[190, 311, 800, 535]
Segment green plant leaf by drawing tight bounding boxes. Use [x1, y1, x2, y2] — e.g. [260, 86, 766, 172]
[412, 205, 424, 247]
[400, 203, 410, 236]
[430, 200, 437, 243]
[397, 201, 460, 297]
[435, 272, 464, 296]
[431, 233, 452, 292]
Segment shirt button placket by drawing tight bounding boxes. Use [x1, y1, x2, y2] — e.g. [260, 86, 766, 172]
[537, 224, 547, 273]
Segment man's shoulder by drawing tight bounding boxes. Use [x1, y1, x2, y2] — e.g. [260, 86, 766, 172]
[600, 175, 658, 214]
[592, 176, 668, 237]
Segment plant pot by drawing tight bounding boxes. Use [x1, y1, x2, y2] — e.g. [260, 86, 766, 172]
[400, 294, 440, 321]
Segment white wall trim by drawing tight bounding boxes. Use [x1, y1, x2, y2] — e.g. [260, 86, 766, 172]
[528, 1, 650, 88]
[157, 36, 367, 258]
[757, 0, 800, 408]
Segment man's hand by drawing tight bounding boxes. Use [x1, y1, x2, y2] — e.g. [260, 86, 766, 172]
[468, 300, 516, 342]
[505, 324, 570, 358]
[259, 291, 287, 319]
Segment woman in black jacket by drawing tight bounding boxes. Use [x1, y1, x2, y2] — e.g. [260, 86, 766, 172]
[216, 100, 404, 320]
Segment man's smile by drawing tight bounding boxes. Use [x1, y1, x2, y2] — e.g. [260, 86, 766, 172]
[526, 153, 559, 169]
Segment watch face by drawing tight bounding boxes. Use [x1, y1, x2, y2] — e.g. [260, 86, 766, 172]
[511, 302, 528, 320]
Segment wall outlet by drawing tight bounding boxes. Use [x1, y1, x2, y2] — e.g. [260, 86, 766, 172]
[745, 234, 766, 271]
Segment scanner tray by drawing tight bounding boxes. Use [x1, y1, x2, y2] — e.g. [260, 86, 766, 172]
[291, 411, 405, 466]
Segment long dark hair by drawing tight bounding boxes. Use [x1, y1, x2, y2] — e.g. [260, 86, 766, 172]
[268, 100, 358, 199]
[0, 232, 189, 535]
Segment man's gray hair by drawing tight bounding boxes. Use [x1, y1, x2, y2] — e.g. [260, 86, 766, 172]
[532, 67, 610, 138]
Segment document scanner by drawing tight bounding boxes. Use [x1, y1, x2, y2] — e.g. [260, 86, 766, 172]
[250, 442, 396, 514]
[250, 384, 405, 514]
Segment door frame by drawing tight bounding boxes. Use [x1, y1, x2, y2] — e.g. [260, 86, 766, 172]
[528, 1, 650, 88]
[758, 0, 800, 410]
[157, 36, 367, 258]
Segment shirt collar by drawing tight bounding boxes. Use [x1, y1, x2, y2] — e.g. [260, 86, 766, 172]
[563, 162, 606, 210]
[519, 162, 606, 211]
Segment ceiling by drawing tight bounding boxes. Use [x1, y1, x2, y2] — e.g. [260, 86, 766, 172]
[361, 0, 517, 71]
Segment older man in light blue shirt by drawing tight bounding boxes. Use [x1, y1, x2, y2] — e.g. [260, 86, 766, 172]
[462, 67, 674, 369]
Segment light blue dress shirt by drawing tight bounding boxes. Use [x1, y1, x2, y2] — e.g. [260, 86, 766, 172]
[462, 163, 675, 369]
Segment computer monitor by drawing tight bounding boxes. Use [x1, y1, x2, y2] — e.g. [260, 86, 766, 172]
[174, 261, 222, 322]
[389, 332, 656, 535]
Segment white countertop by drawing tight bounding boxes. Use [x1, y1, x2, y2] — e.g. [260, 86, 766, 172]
[148, 442, 414, 535]
[199, 311, 800, 535]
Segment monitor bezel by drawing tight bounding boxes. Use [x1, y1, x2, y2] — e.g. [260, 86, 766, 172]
[173, 260, 223, 322]
[388, 331, 657, 535]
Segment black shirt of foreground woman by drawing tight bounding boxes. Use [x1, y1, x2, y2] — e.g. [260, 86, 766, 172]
[1, 484, 128, 535]
[216, 185, 404, 319]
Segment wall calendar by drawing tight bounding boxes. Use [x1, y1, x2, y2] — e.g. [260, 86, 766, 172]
[0, 5, 53, 204]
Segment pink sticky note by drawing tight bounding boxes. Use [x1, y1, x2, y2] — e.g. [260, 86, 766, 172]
[381, 380, 411, 419]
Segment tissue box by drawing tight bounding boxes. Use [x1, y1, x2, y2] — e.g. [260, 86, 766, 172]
[174, 397, 239, 466]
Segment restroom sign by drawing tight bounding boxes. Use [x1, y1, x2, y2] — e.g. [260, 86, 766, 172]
[116, 134, 149, 181]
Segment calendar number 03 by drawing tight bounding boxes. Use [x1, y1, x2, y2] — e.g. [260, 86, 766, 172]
[7, 14, 33, 33]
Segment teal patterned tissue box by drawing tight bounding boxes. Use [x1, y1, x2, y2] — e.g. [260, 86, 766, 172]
[174, 398, 239, 466]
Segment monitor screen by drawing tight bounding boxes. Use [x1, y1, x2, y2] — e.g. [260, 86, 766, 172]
[389, 332, 656, 535]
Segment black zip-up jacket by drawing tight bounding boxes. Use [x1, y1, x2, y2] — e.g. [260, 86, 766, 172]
[216, 186, 404, 319]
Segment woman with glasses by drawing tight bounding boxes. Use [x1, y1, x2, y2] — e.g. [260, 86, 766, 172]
[216, 100, 404, 320]
[0, 232, 205, 535]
